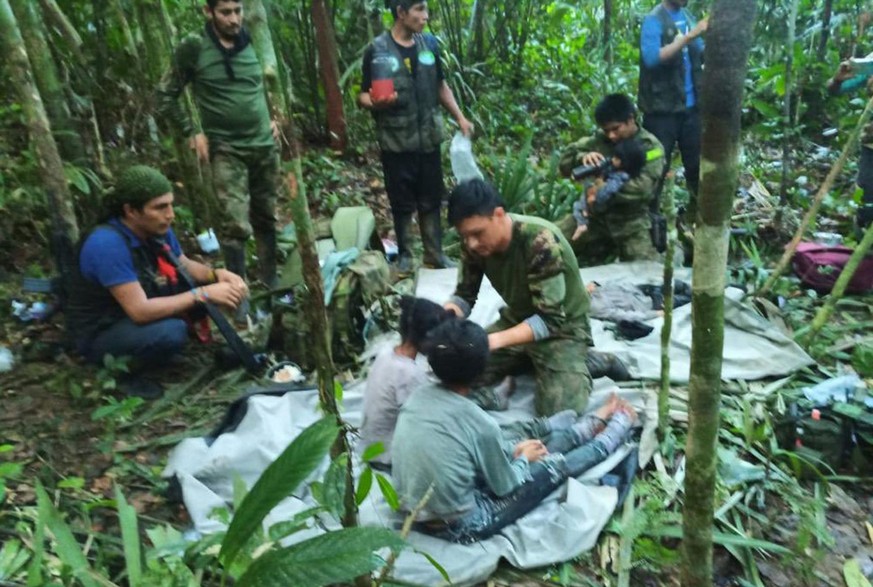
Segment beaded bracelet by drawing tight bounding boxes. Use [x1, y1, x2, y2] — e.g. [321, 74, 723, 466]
[191, 287, 210, 304]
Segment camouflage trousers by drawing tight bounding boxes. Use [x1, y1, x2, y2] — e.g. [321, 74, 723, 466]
[211, 142, 279, 246]
[558, 211, 658, 267]
[473, 321, 592, 416]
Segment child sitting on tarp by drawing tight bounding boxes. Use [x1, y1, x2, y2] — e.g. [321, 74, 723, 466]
[361, 297, 577, 469]
[392, 319, 636, 544]
[571, 138, 647, 241]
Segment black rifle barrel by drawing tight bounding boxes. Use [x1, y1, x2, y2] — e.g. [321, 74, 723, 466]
[159, 241, 262, 374]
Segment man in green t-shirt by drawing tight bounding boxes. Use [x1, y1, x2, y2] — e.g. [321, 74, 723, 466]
[444, 179, 630, 416]
[157, 0, 280, 320]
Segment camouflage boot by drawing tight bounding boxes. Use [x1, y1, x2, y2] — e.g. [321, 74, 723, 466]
[586, 350, 631, 381]
[420, 210, 456, 269]
[394, 213, 414, 274]
[255, 230, 278, 290]
[223, 242, 250, 326]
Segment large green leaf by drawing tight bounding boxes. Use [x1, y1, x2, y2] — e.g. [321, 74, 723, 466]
[236, 527, 406, 587]
[219, 417, 339, 567]
[34, 482, 100, 587]
[114, 485, 142, 587]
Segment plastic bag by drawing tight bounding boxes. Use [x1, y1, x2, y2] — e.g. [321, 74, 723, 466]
[449, 132, 484, 183]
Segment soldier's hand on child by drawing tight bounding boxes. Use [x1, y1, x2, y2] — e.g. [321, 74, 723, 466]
[572, 224, 588, 241]
[581, 151, 606, 166]
[514, 439, 549, 463]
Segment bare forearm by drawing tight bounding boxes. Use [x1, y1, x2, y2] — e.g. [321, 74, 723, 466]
[658, 35, 691, 62]
[488, 322, 535, 351]
[438, 82, 466, 125]
[180, 255, 215, 284]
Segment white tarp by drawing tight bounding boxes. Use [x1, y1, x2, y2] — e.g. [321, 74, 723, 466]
[165, 380, 648, 586]
[416, 261, 814, 383]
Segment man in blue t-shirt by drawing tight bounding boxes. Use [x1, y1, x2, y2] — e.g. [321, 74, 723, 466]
[66, 165, 249, 397]
[638, 0, 707, 222]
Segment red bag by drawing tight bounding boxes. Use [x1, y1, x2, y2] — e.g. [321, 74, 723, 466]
[792, 242, 873, 294]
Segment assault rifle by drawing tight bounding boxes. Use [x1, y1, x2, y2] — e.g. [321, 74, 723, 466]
[158, 240, 265, 375]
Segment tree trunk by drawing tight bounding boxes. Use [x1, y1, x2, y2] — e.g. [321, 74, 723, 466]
[136, 0, 171, 84]
[109, 0, 138, 60]
[469, 0, 486, 62]
[0, 0, 79, 252]
[681, 2, 756, 587]
[37, 0, 83, 59]
[659, 174, 677, 439]
[603, 0, 613, 65]
[779, 0, 799, 204]
[817, 0, 834, 62]
[311, 0, 347, 151]
[11, 0, 85, 166]
[247, 0, 357, 540]
[243, 0, 289, 138]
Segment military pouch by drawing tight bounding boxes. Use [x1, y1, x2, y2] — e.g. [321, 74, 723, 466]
[650, 212, 667, 253]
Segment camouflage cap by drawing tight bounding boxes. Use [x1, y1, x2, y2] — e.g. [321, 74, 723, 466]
[111, 165, 173, 209]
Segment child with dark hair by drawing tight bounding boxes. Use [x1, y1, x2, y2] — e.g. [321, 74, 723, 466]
[360, 296, 454, 467]
[572, 138, 647, 241]
[393, 319, 636, 544]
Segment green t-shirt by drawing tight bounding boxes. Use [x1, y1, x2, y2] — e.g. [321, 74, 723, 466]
[156, 33, 274, 148]
[452, 214, 591, 342]
[392, 381, 529, 520]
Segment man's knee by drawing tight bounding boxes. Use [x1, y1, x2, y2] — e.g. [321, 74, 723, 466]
[153, 319, 188, 354]
[534, 367, 590, 416]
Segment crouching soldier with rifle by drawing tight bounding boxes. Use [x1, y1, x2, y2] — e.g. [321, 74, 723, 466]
[66, 166, 249, 398]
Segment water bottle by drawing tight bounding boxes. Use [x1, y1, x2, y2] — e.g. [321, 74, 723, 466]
[370, 53, 395, 101]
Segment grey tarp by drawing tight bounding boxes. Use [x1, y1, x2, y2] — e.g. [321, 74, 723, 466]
[415, 261, 814, 383]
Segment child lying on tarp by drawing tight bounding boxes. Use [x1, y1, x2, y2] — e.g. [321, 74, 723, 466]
[361, 297, 576, 469]
[392, 319, 636, 544]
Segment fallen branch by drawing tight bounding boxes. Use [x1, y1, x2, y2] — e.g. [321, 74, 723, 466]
[375, 485, 434, 586]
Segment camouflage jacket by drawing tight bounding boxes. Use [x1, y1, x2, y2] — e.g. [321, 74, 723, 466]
[558, 126, 665, 215]
[450, 214, 591, 343]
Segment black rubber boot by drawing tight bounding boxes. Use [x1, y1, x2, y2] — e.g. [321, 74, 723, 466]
[394, 213, 414, 274]
[255, 230, 279, 290]
[419, 210, 456, 269]
[223, 242, 250, 326]
[586, 350, 631, 381]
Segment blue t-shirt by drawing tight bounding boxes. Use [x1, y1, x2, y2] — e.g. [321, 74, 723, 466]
[641, 7, 703, 108]
[79, 218, 183, 288]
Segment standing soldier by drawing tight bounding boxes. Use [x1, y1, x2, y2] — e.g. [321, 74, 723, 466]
[358, 0, 473, 273]
[638, 0, 707, 223]
[157, 0, 280, 321]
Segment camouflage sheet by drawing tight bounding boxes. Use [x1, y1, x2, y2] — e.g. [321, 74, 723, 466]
[416, 261, 815, 384]
[163, 376, 645, 586]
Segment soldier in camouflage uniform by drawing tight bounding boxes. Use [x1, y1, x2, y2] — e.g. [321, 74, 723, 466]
[156, 0, 280, 320]
[444, 179, 630, 417]
[828, 59, 873, 233]
[558, 94, 665, 265]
